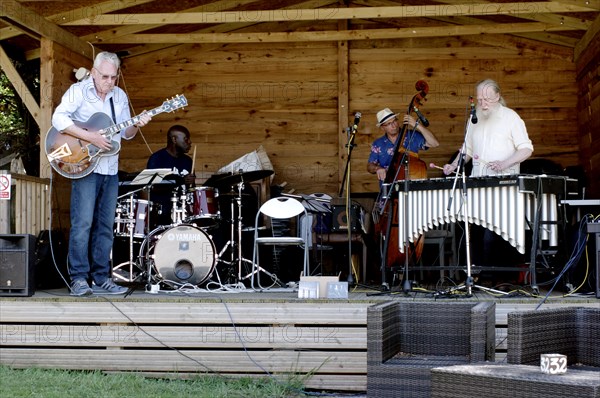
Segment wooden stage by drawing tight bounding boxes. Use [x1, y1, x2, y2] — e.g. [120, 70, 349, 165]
[1, 284, 597, 393]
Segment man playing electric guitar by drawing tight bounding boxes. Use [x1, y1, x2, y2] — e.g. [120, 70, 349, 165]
[51, 51, 152, 296]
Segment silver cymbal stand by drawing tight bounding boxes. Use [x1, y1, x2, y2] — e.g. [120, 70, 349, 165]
[215, 179, 253, 284]
[230, 178, 272, 284]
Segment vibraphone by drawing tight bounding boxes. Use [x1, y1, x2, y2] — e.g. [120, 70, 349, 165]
[394, 174, 577, 287]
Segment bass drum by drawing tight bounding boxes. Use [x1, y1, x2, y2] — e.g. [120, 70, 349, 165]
[145, 224, 216, 286]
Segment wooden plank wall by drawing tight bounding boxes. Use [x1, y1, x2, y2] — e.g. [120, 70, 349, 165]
[576, 28, 600, 199]
[121, 40, 340, 194]
[117, 34, 581, 197]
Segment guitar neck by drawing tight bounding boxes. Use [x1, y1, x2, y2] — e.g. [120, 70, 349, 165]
[103, 106, 164, 137]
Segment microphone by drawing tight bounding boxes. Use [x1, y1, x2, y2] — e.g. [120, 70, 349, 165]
[351, 112, 361, 131]
[470, 96, 478, 124]
[413, 107, 429, 127]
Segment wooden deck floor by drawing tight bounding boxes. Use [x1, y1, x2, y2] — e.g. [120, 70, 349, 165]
[1, 285, 598, 393]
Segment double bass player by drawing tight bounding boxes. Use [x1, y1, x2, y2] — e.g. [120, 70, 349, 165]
[368, 104, 440, 283]
[367, 107, 439, 182]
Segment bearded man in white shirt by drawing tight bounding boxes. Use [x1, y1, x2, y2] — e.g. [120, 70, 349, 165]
[443, 79, 533, 176]
[442, 79, 534, 285]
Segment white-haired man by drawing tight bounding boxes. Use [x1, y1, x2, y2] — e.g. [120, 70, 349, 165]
[52, 51, 152, 296]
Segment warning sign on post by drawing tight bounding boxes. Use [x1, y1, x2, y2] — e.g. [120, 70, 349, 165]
[0, 174, 11, 200]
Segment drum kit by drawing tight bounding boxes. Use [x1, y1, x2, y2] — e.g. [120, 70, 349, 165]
[111, 169, 274, 291]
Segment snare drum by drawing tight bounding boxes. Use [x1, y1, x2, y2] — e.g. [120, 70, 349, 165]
[185, 186, 220, 227]
[144, 224, 216, 285]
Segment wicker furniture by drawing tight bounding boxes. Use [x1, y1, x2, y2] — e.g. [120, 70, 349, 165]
[430, 364, 600, 398]
[507, 307, 600, 369]
[366, 301, 496, 398]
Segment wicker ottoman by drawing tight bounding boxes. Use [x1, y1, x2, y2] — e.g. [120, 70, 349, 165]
[431, 364, 600, 398]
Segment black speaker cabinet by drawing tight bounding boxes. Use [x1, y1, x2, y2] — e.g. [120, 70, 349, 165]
[331, 205, 361, 232]
[0, 234, 36, 296]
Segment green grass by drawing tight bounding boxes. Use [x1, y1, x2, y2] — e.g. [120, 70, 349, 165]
[0, 366, 307, 398]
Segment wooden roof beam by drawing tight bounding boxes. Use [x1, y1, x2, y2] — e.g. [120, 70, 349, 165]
[0, 0, 96, 59]
[0, 0, 154, 41]
[0, 44, 40, 127]
[98, 22, 575, 44]
[354, 0, 593, 46]
[575, 13, 600, 61]
[22, 0, 337, 60]
[63, 2, 599, 26]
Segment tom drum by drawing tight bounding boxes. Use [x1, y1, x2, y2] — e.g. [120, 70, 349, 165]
[185, 186, 220, 227]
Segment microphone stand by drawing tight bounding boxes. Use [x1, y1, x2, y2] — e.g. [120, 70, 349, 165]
[400, 122, 420, 294]
[447, 139, 473, 296]
[445, 104, 507, 297]
[339, 117, 360, 285]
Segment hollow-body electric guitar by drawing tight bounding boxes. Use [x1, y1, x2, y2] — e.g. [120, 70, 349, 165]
[45, 94, 187, 179]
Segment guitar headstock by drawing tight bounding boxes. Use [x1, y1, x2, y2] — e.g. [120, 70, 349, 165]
[161, 94, 188, 113]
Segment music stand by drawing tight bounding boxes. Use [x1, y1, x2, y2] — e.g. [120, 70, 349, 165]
[131, 168, 173, 185]
[302, 193, 332, 276]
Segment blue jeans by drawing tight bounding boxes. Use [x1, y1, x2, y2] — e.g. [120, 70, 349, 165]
[68, 173, 118, 285]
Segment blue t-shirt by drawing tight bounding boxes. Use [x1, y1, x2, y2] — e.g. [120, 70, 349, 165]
[147, 148, 192, 173]
[146, 148, 193, 224]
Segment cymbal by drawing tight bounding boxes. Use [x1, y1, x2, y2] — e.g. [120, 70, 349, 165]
[211, 170, 274, 186]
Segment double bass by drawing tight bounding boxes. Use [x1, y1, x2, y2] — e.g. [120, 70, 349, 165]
[373, 81, 429, 279]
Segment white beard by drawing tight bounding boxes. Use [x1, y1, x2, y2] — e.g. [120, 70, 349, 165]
[477, 103, 501, 121]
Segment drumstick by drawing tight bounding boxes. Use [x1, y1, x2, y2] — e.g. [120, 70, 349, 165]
[191, 145, 197, 174]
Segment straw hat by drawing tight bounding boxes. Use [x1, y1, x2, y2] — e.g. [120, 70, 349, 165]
[376, 108, 398, 127]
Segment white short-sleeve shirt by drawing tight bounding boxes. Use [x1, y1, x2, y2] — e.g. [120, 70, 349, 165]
[466, 105, 533, 177]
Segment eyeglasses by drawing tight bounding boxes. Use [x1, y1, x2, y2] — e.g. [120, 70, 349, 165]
[381, 119, 398, 127]
[93, 68, 118, 81]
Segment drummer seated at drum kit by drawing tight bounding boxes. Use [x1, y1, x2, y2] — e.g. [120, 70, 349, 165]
[146, 125, 197, 226]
